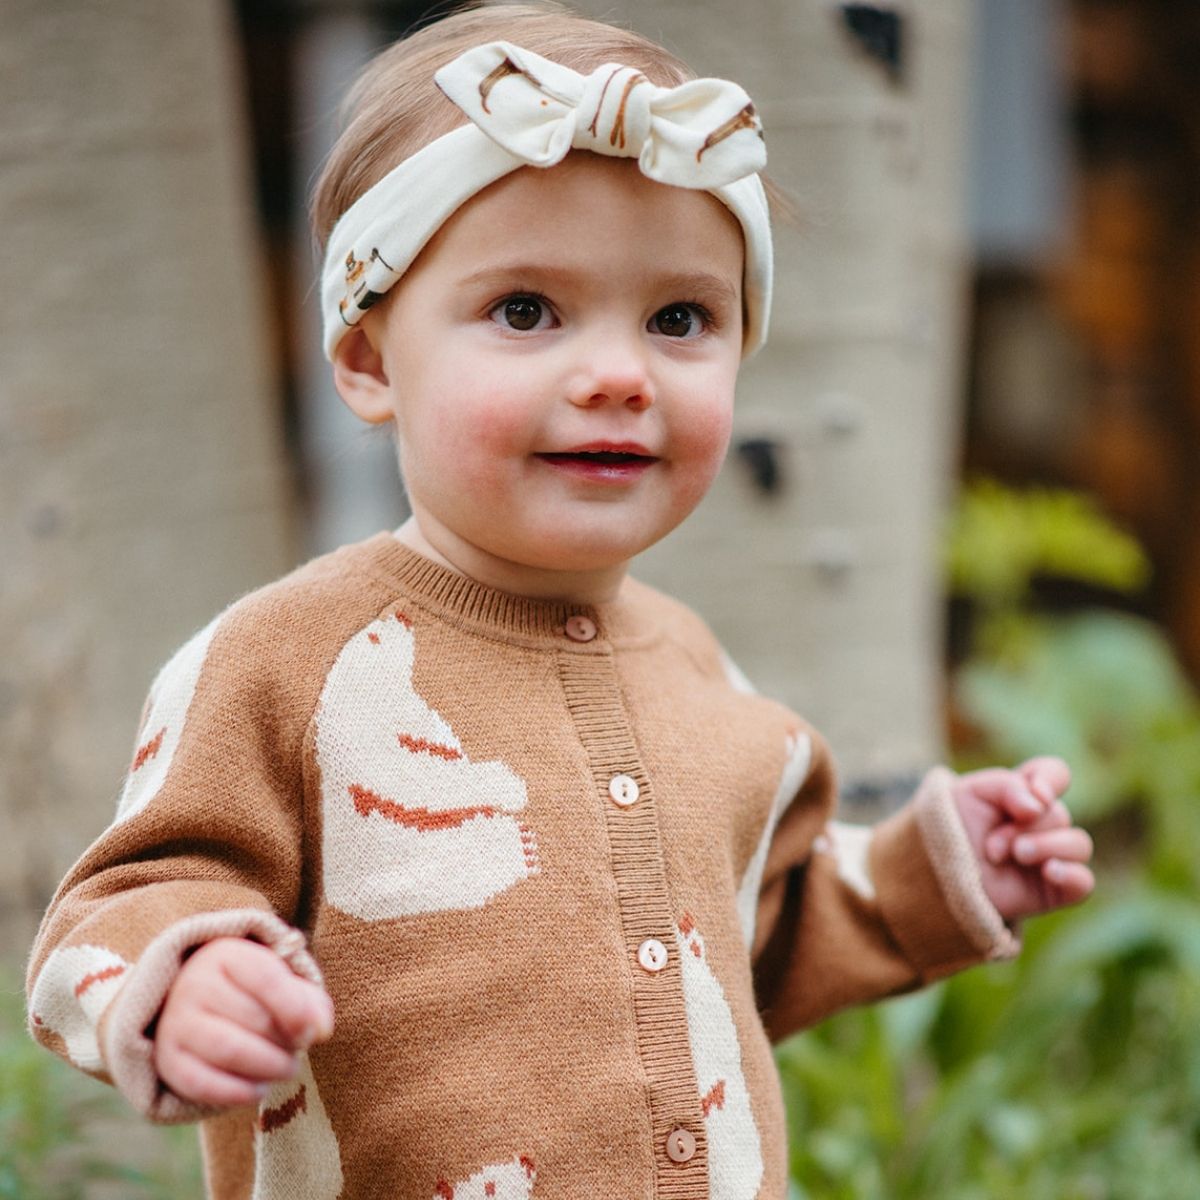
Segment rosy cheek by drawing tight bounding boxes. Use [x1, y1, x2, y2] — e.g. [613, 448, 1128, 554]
[683, 397, 735, 463]
[428, 392, 529, 470]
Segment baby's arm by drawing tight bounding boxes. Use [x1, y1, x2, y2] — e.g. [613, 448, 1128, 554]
[27, 599, 331, 1121]
[750, 736, 1094, 1042]
[155, 938, 334, 1108]
[950, 755, 1094, 921]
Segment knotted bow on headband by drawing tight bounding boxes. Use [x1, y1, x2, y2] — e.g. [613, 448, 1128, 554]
[321, 40, 773, 360]
[436, 42, 766, 189]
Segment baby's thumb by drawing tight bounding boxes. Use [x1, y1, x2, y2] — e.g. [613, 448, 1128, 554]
[295, 984, 335, 1048]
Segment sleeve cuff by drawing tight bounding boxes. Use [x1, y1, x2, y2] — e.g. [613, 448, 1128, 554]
[99, 909, 323, 1123]
[870, 766, 1020, 980]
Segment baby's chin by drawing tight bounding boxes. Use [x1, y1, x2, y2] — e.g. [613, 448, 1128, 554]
[489, 526, 669, 577]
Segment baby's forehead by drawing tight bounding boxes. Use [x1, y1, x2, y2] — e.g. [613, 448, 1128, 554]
[426, 154, 746, 278]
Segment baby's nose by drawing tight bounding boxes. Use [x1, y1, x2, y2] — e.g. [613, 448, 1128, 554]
[566, 348, 655, 410]
[567, 372, 654, 411]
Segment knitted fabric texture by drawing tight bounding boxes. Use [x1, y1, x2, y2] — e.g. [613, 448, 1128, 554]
[27, 534, 1014, 1200]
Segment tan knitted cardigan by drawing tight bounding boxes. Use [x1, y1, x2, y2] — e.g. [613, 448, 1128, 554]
[27, 534, 1016, 1200]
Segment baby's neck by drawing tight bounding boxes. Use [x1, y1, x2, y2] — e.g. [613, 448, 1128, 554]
[393, 517, 628, 607]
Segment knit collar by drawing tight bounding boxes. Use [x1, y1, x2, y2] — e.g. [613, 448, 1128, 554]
[349, 532, 661, 649]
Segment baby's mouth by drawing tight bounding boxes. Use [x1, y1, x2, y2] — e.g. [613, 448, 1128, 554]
[537, 450, 656, 466]
[534, 447, 660, 481]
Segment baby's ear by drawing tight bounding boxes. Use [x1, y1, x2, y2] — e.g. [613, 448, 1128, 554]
[331, 324, 395, 425]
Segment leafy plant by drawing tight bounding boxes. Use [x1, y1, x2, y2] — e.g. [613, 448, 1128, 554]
[946, 478, 1150, 609]
[780, 479, 1200, 1197]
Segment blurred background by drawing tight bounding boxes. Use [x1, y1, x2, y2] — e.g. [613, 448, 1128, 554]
[3, 0, 1200, 1195]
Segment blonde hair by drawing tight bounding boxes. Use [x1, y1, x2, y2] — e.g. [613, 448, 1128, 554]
[310, 2, 696, 249]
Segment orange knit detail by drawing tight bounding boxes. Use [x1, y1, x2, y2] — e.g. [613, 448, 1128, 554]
[519, 826, 540, 871]
[679, 912, 695, 936]
[485, 1184, 496, 1197]
[74, 963, 125, 998]
[397, 733, 462, 761]
[394, 610, 413, 628]
[519, 1156, 536, 1178]
[367, 632, 380, 644]
[131, 727, 166, 772]
[349, 784, 498, 831]
[690, 940, 702, 957]
[700, 1079, 726, 1116]
[434, 1182, 454, 1200]
[258, 1084, 307, 1133]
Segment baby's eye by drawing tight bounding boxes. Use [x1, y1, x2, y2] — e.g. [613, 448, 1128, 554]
[490, 294, 553, 332]
[651, 303, 707, 339]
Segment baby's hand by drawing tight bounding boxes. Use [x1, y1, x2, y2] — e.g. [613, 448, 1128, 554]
[154, 936, 334, 1109]
[951, 756, 1095, 922]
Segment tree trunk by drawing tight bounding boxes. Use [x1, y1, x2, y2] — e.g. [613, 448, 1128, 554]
[0, 0, 295, 957]
[570, 0, 976, 805]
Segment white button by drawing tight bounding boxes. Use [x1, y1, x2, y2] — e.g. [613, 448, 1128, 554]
[564, 615, 597, 642]
[608, 774, 640, 807]
[666, 1128, 696, 1162]
[637, 938, 668, 972]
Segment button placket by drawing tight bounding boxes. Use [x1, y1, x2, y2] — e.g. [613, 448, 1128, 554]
[556, 650, 704, 1196]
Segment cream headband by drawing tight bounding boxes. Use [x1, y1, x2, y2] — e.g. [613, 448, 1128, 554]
[321, 40, 773, 360]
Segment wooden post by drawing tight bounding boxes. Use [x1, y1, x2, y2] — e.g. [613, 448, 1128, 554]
[0, 0, 296, 956]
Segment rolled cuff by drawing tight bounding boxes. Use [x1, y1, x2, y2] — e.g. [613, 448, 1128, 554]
[99, 909, 323, 1123]
[870, 766, 1019, 981]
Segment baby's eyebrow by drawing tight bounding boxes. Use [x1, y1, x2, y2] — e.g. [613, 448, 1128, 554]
[458, 263, 740, 302]
[457, 264, 575, 291]
[652, 272, 741, 304]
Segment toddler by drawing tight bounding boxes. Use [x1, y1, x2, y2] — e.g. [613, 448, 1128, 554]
[27, 5, 1094, 1199]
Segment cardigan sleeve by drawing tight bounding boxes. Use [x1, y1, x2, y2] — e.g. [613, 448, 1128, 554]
[751, 730, 1018, 1043]
[25, 603, 323, 1123]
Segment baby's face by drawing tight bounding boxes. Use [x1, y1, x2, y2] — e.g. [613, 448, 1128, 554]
[349, 152, 745, 588]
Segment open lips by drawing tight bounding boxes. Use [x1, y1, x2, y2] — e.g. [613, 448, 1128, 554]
[535, 444, 659, 478]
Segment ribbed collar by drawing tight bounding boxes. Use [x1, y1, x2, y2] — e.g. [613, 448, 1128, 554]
[347, 532, 661, 649]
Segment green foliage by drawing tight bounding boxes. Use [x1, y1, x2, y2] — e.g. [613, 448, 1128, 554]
[781, 479, 1200, 1197]
[0, 980, 203, 1200]
[946, 478, 1150, 608]
[950, 479, 1200, 889]
[782, 893, 1200, 1199]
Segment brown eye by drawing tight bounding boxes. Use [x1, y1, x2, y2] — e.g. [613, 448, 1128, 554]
[652, 304, 704, 339]
[492, 295, 548, 331]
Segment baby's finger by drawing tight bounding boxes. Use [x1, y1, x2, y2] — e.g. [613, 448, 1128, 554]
[986, 802, 1070, 863]
[187, 967, 293, 1048]
[180, 1012, 299, 1083]
[985, 825, 1017, 865]
[957, 768, 1044, 819]
[1013, 826, 1094, 867]
[1018, 756, 1071, 806]
[224, 951, 334, 1049]
[1043, 859, 1095, 904]
[159, 1045, 271, 1109]
[263, 978, 335, 1050]
[1018, 799, 1072, 835]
